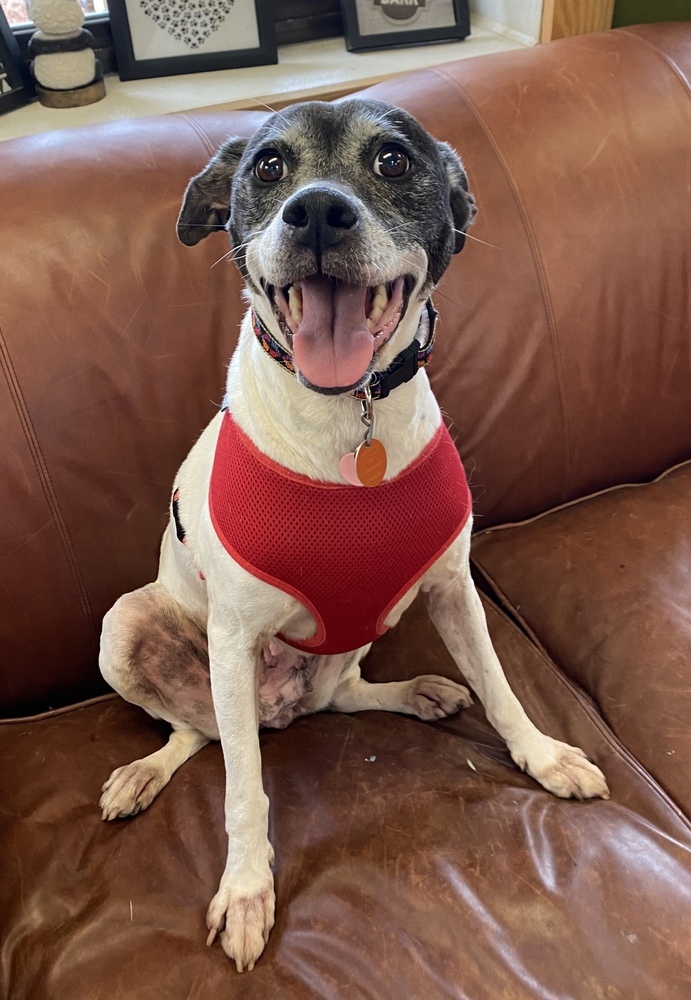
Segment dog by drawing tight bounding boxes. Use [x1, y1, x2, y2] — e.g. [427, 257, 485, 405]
[98, 99, 609, 973]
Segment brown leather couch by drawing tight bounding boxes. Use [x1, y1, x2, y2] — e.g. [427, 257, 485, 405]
[1, 21, 690, 1000]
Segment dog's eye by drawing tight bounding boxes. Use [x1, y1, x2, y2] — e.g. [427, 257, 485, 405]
[254, 151, 289, 183]
[373, 145, 410, 179]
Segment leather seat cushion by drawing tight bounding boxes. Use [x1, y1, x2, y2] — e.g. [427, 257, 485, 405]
[2, 599, 690, 1000]
[472, 461, 691, 816]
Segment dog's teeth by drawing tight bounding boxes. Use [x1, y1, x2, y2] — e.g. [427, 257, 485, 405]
[288, 284, 303, 323]
[368, 284, 388, 325]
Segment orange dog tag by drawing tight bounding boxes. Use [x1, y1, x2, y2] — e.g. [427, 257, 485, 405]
[355, 438, 387, 487]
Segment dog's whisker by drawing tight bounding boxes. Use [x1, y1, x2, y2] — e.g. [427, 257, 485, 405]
[364, 108, 399, 128]
[455, 228, 501, 250]
[213, 238, 265, 268]
[233, 228, 264, 248]
[396, 254, 423, 274]
[246, 97, 292, 127]
[210, 249, 235, 268]
[230, 241, 254, 257]
[383, 222, 415, 235]
[433, 287, 463, 308]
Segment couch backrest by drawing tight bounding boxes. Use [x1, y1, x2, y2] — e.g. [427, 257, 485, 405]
[0, 23, 689, 715]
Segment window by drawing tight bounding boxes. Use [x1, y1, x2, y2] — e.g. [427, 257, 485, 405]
[2, 0, 108, 29]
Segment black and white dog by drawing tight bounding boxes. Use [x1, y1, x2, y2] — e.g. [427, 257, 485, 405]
[99, 100, 609, 972]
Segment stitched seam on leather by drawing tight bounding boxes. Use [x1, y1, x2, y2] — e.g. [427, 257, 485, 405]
[474, 558, 552, 652]
[0, 323, 98, 644]
[431, 66, 573, 502]
[0, 692, 117, 726]
[616, 27, 691, 95]
[473, 457, 691, 538]
[179, 114, 217, 157]
[477, 587, 691, 830]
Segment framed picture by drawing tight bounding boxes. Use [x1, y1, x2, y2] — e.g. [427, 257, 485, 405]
[108, 0, 277, 81]
[340, 0, 470, 52]
[0, 5, 35, 115]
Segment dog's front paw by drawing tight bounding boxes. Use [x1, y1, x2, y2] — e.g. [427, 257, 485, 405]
[206, 868, 275, 972]
[406, 674, 473, 720]
[512, 736, 610, 800]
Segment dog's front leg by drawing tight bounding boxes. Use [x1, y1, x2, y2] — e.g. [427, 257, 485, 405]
[205, 600, 274, 972]
[423, 533, 609, 800]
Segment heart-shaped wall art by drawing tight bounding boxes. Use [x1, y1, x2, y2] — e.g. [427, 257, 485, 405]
[139, 0, 235, 51]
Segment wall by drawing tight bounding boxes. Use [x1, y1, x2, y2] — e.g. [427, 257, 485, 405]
[469, 0, 542, 44]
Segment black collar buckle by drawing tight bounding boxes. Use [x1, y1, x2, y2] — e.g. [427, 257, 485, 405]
[363, 300, 438, 401]
[369, 338, 422, 400]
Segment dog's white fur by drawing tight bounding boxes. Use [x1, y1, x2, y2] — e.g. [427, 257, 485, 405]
[99, 162, 609, 973]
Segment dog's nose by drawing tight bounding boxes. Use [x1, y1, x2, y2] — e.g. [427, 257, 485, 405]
[282, 189, 358, 252]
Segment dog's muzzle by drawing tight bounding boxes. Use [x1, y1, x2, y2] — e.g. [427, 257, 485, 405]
[259, 186, 415, 391]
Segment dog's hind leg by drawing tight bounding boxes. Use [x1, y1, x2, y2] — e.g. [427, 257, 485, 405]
[98, 582, 218, 820]
[329, 661, 472, 721]
[100, 725, 209, 820]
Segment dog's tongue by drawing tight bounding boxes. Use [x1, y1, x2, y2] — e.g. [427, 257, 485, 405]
[292, 276, 374, 388]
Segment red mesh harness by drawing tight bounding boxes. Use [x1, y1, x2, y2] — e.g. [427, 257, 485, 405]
[208, 413, 472, 655]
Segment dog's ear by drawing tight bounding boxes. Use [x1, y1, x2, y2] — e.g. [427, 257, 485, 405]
[437, 141, 477, 254]
[177, 136, 248, 247]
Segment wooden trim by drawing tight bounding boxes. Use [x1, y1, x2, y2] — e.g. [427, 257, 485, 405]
[540, 0, 615, 43]
[540, 0, 555, 42]
[184, 74, 398, 116]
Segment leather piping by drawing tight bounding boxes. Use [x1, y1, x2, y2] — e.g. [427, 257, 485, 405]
[0, 692, 117, 726]
[481, 596, 691, 831]
[472, 456, 691, 538]
[617, 26, 691, 94]
[179, 113, 217, 157]
[471, 459, 691, 823]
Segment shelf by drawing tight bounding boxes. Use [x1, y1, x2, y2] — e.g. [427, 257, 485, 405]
[0, 17, 526, 143]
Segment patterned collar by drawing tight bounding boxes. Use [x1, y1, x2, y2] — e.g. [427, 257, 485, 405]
[251, 300, 438, 401]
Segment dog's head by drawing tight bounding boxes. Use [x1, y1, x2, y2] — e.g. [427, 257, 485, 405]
[178, 99, 476, 394]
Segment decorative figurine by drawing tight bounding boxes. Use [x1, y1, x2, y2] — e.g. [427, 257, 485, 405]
[28, 0, 105, 107]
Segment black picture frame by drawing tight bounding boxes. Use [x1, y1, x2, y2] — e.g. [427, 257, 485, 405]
[340, 0, 469, 52]
[108, 0, 277, 81]
[0, 6, 35, 115]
